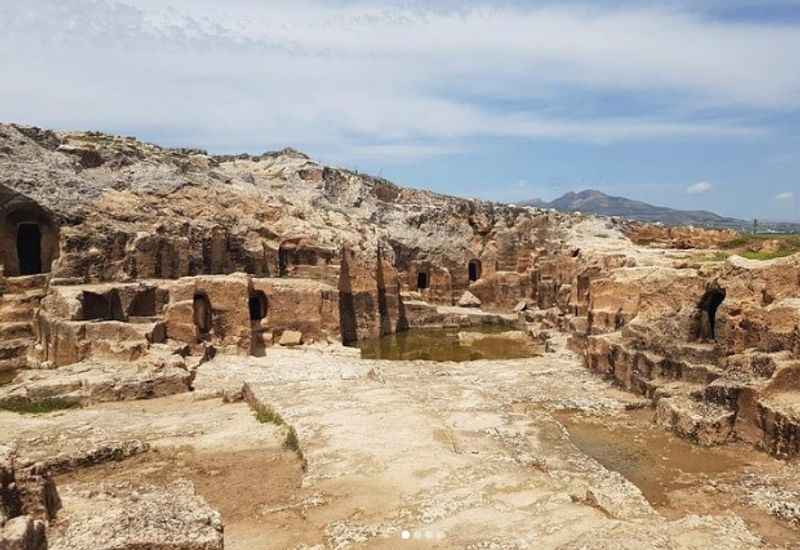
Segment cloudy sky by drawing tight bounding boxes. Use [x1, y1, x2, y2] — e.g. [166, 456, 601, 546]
[1, 0, 799, 220]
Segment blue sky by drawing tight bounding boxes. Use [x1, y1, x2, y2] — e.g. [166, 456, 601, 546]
[1, 0, 798, 221]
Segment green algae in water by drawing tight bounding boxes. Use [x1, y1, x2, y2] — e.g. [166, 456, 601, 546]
[359, 327, 539, 362]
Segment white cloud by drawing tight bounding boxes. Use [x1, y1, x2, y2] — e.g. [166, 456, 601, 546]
[687, 181, 713, 194]
[776, 192, 795, 201]
[0, 0, 791, 162]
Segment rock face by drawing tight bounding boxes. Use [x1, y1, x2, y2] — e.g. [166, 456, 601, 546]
[0, 123, 798, 460]
[0, 516, 47, 550]
[572, 254, 800, 457]
[49, 480, 223, 550]
[0, 445, 59, 550]
[0, 122, 602, 382]
[3, 124, 800, 549]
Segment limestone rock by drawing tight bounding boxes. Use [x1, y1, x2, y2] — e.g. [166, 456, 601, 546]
[457, 291, 481, 308]
[49, 480, 223, 550]
[0, 361, 192, 410]
[457, 330, 530, 346]
[279, 330, 303, 347]
[0, 516, 47, 550]
[0, 445, 60, 539]
[655, 396, 735, 446]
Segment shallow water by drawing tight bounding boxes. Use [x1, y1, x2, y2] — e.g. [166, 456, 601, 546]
[359, 327, 539, 362]
[554, 409, 750, 507]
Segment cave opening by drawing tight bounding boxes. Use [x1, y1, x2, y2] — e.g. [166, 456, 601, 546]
[698, 287, 726, 341]
[468, 259, 482, 282]
[193, 293, 213, 336]
[417, 271, 429, 290]
[249, 291, 268, 321]
[17, 223, 42, 275]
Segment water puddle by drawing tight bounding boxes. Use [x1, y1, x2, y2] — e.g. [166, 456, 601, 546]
[554, 408, 751, 507]
[553, 408, 799, 545]
[359, 327, 540, 362]
[0, 369, 18, 386]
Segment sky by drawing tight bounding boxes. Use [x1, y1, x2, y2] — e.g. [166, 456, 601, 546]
[0, 0, 799, 221]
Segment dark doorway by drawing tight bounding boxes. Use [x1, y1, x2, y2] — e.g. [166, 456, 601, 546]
[278, 246, 289, 277]
[82, 292, 111, 321]
[417, 271, 429, 290]
[128, 289, 157, 317]
[468, 259, 482, 282]
[80, 291, 124, 321]
[249, 291, 268, 321]
[697, 287, 726, 340]
[17, 223, 42, 275]
[193, 293, 213, 336]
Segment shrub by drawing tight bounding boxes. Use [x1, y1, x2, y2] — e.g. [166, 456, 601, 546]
[254, 403, 285, 426]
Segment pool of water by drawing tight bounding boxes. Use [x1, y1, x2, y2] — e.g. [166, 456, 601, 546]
[359, 327, 540, 362]
[553, 409, 751, 507]
[0, 369, 18, 386]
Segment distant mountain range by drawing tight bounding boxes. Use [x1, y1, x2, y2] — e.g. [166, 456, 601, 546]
[520, 190, 800, 233]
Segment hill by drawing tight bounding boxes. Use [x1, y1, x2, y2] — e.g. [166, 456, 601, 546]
[522, 190, 799, 232]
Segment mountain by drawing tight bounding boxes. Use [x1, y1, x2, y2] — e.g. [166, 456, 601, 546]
[521, 190, 751, 229]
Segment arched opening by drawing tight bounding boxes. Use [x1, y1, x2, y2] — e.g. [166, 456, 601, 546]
[697, 287, 726, 341]
[417, 271, 429, 290]
[249, 291, 268, 321]
[17, 223, 42, 275]
[193, 293, 213, 336]
[468, 259, 482, 282]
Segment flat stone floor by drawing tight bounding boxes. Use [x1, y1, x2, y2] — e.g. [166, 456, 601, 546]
[2, 335, 799, 549]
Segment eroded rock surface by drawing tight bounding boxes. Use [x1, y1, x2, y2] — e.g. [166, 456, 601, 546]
[50, 480, 223, 550]
[1, 124, 799, 547]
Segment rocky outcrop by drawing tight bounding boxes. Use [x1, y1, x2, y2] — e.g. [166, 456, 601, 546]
[0, 359, 192, 411]
[0, 123, 562, 342]
[49, 480, 223, 550]
[0, 445, 59, 550]
[573, 253, 800, 457]
[2, 122, 799, 463]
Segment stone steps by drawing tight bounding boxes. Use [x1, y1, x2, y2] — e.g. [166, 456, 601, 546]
[0, 322, 33, 340]
[0, 340, 30, 370]
[2, 274, 49, 294]
[0, 303, 35, 323]
[0, 277, 48, 372]
[0, 356, 27, 371]
[0, 338, 31, 360]
[655, 393, 736, 446]
[756, 395, 800, 458]
[648, 379, 706, 402]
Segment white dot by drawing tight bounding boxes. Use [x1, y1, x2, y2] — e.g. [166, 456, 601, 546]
[401, 530, 411, 540]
